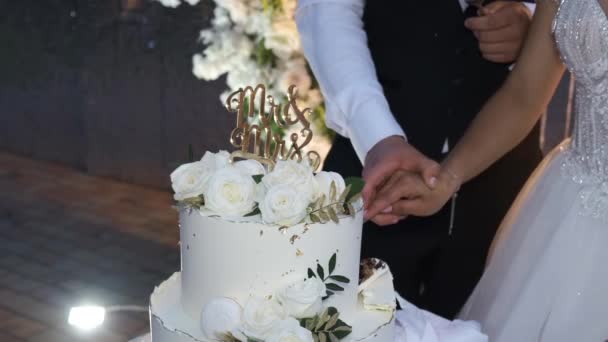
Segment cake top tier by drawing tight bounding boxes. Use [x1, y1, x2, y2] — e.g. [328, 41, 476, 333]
[170, 151, 363, 227]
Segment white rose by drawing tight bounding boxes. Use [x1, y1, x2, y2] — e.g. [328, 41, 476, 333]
[314, 171, 346, 202]
[259, 184, 309, 226]
[170, 162, 208, 201]
[204, 166, 257, 217]
[240, 297, 287, 340]
[171, 151, 228, 201]
[202, 150, 231, 169]
[262, 160, 316, 201]
[235, 159, 266, 176]
[276, 277, 326, 318]
[266, 318, 314, 342]
[200, 297, 242, 340]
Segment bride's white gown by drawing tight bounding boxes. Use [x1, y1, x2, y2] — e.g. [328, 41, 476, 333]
[459, 0, 608, 340]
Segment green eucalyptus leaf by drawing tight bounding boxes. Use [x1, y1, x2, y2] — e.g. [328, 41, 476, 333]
[328, 253, 336, 274]
[326, 307, 338, 316]
[329, 181, 337, 202]
[327, 207, 339, 224]
[245, 207, 261, 217]
[344, 177, 364, 203]
[323, 290, 334, 300]
[348, 192, 362, 205]
[316, 311, 330, 330]
[318, 193, 326, 208]
[310, 213, 321, 223]
[346, 203, 356, 218]
[252, 174, 264, 183]
[318, 332, 327, 342]
[317, 263, 325, 279]
[328, 333, 340, 342]
[308, 268, 316, 278]
[313, 333, 320, 342]
[329, 275, 350, 283]
[325, 283, 345, 292]
[338, 184, 351, 204]
[325, 313, 339, 330]
[332, 325, 352, 339]
[318, 210, 330, 222]
[305, 318, 315, 330]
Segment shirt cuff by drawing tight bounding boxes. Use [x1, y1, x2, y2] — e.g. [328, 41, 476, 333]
[347, 99, 406, 164]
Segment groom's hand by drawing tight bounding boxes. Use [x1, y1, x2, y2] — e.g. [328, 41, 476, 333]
[362, 136, 439, 221]
[465, 1, 533, 63]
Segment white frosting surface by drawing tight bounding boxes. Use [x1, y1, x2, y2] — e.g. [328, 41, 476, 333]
[180, 210, 364, 322]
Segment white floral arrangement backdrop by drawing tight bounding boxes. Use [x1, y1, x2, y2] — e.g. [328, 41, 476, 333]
[156, 0, 333, 161]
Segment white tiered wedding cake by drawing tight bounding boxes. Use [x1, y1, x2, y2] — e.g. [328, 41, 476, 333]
[149, 152, 396, 342]
[147, 85, 397, 342]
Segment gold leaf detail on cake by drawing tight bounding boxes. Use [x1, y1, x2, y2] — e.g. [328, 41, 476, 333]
[278, 226, 288, 235]
[296, 248, 304, 256]
[302, 224, 310, 235]
[289, 234, 300, 244]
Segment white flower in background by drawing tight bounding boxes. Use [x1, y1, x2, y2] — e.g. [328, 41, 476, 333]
[281, 0, 297, 18]
[240, 297, 287, 340]
[259, 184, 310, 226]
[264, 18, 301, 59]
[276, 58, 312, 96]
[215, 0, 251, 26]
[276, 277, 326, 318]
[262, 159, 316, 201]
[266, 317, 314, 342]
[156, 0, 181, 8]
[226, 60, 268, 90]
[244, 11, 271, 35]
[156, 0, 199, 7]
[193, 53, 224, 80]
[200, 297, 242, 340]
[211, 6, 232, 29]
[297, 88, 323, 112]
[204, 166, 257, 217]
[170, 151, 230, 201]
[235, 159, 267, 176]
[314, 171, 346, 202]
[194, 30, 254, 81]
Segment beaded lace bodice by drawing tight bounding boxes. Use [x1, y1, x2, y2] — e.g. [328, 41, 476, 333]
[552, 0, 608, 221]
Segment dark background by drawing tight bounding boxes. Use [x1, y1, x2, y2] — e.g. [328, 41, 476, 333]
[0, 0, 234, 188]
[0, 0, 572, 189]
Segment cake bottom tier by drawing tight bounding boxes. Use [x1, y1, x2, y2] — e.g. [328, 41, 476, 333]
[150, 273, 395, 342]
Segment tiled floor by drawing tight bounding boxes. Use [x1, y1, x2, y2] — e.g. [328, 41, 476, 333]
[0, 152, 179, 341]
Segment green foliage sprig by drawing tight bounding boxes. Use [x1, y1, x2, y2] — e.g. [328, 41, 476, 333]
[308, 178, 363, 224]
[299, 307, 353, 342]
[307, 253, 350, 300]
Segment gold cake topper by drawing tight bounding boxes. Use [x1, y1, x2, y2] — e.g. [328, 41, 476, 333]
[225, 84, 321, 171]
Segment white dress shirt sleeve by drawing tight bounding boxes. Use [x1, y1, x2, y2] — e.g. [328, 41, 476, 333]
[296, 0, 406, 164]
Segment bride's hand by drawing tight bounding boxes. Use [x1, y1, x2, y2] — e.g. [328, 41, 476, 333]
[367, 168, 461, 226]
